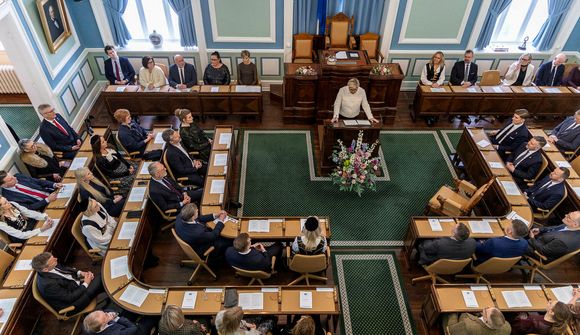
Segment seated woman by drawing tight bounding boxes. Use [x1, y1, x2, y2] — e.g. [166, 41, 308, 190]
[18, 139, 67, 182]
[158, 304, 205, 335]
[204, 51, 231, 85]
[139, 56, 167, 89]
[510, 300, 572, 335]
[291, 216, 327, 256]
[503, 53, 535, 86]
[420, 51, 446, 87]
[215, 307, 260, 335]
[174, 108, 212, 161]
[75, 167, 124, 217]
[80, 198, 117, 256]
[91, 135, 136, 195]
[114, 108, 162, 161]
[237, 50, 258, 85]
[0, 196, 53, 243]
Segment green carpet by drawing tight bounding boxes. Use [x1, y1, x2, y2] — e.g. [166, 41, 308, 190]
[0, 105, 40, 139]
[439, 130, 462, 154]
[332, 251, 415, 335]
[238, 130, 455, 246]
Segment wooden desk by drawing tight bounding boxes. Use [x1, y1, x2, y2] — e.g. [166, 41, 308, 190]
[46, 181, 77, 210]
[79, 127, 109, 152]
[144, 127, 168, 153]
[2, 245, 45, 288]
[207, 150, 230, 176]
[63, 151, 92, 179]
[124, 179, 149, 212]
[200, 126, 235, 214]
[26, 209, 65, 245]
[110, 212, 140, 250]
[0, 289, 26, 335]
[136, 161, 152, 180]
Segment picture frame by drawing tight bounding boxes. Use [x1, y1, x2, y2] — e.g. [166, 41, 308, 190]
[36, 0, 71, 53]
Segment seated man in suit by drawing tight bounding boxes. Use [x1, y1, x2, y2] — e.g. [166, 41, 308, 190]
[449, 49, 478, 87]
[0, 171, 62, 211]
[104, 45, 135, 85]
[474, 219, 529, 264]
[162, 129, 206, 187]
[527, 211, 580, 261]
[489, 109, 531, 159]
[83, 310, 158, 335]
[504, 136, 546, 188]
[533, 53, 566, 87]
[168, 54, 197, 89]
[175, 203, 232, 259]
[442, 307, 511, 335]
[38, 104, 81, 159]
[114, 109, 162, 161]
[547, 110, 580, 153]
[32, 252, 103, 312]
[225, 233, 283, 272]
[147, 162, 203, 213]
[418, 222, 476, 266]
[524, 167, 569, 211]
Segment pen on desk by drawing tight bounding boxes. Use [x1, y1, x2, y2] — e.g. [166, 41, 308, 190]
[111, 279, 132, 296]
[161, 289, 168, 306]
[333, 287, 338, 303]
[278, 289, 282, 304]
[488, 287, 497, 302]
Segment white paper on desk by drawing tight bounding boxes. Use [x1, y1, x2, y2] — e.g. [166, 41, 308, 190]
[115, 86, 126, 92]
[506, 211, 530, 226]
[501, 181, 520, 196]
[461, 290, 479, 308]
[522, 87, 538, 93]
[0, 298, 17, 323]
[551, 286, 574, 303]
[261, 287, 279, 293]
[300, 218, 306, 231]
[213, 153, 228, 166]
[524, 285, 542, 291]
[128, 187, 146, 203]
[268, 219, 283, 225]
[430, 87, 445, 92]
[118, 221, 138, 240]
[119, 284, 149, 307]
[144, 87, 160, 92]
[223, 165, 228, 174]
[493, 87, 503, 93]
[235, 85, 261, 93]
[140, 162, 152, 175]
[38, 219, 59, 241]
[248, 220, 270, 233]
[489, 161, 503, 169]
[210, 86, 220, 93]
[14, 259, 32, 271]
[300, 291, 313, 309]
[69, 157, 88, 171]
[502, 290, 532, 308]
[470, 286, 488, 291]
[238, 293, 264, 310]
[545, 88, 561, 93]
[57, 183, 75, 199]
[574, 187, 580, 197]
[149, 289, 166, 295]
[181, 291, 198, 309]
[356, 120, 371, 126]
[154, 132, 164, 144]
[342, 120, 358, 126]
[467, 87, 477, 92]
[335, 51, 347, 59]
[428, 219, 443, 232]
[468, 220, 493, 234]
[218, 133, 232, 146]
[476, 139, 491, 148]
[110, 255, 129, 279]
[210, 179, 225, 194]
[316, 287, 334, 292]
[205, 288, 223, 293]
[556, 160, 571, 168]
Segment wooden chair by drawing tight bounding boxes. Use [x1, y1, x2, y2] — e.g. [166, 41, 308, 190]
[479, 70, 501, 86]
[325, 12, 356, 50]
[148, 195, 177, 231]
[71, 213, 103, 264]
[455, 256, 521, 284]
[93, 163, 122, 193]
[533, 186, 567, 221]
[359, 32, 383, 63]
[524, 155, 548, 186]
[426, 178, 494, 216]
[571, 154, 580, 173]
[411, 258, 472, 284]
[232, 256, 276, 286]
[115, 132, 141, 161]
[171, 229, 217, 285]
[0, 249, 14, 282]
[286, 246, 330, 286]
[0, 231, 23, 253]
[292, 33, 315, 63]
[514, 249, 580, 283]
[157, 63, 169, 78]
[162, 149, 189, 188]
[564, 146, 579, 161]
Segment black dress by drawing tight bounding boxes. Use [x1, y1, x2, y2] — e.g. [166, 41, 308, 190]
[203, 64, 231, 85]
[79, 181, 125, 217]
[179, 125, 212, 161]
[95, 150, 137, 194]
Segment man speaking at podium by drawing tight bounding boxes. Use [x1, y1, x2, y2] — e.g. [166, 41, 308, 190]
[331, 78, 379, 123]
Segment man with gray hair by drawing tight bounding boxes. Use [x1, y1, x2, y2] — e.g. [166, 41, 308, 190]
[534, 53, 567, 86]
[528, 211, 580, 261]
[168, 54, 197, 89]
[331, 78, 379, 123]
[147, 161, 203, 213]
[162, 129, 206, 187]
[505, 136, 546, 188]
[547, 110, 580, 152]
[38, 104, 81, 159]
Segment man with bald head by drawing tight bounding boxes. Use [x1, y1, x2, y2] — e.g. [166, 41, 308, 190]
[168, 54, 197, 89]
[527, 211, 580, 261]
[534, 53, 567, 86]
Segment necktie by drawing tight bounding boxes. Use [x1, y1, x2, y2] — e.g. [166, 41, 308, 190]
[535, 181, 552, 195]
[495, 124, 514, 143]
[514, 150, 530, 167]
[53, 119, 68, 136]
[564, 122, 577, 132]
[115, 60, 121, 82]
[179, 68, 184, 84]
[464, 63, 470, 82]
[551, 66, 557, 86]
[15, 184, 49, 199]
[162, 178, 183, 200]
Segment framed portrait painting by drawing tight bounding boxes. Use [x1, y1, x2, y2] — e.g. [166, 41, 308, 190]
[36, 0, 71, 53]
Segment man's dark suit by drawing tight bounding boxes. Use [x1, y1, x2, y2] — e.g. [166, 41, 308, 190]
[104, 57, 136, 85]
[39, 114, 80, 159]
[226, 247, 279, 272]
[489, 121, 530, 159]
[527, 224, 580, 261]
[164, 145, 205, 187]
[36, 265, 103, 312]
[168, 63, 197, 88]
[117, 123, 148, 156]
[1, 173, 56, 211]
[449, 61, 478, 86]
[475, 236, 529, 264]
[533, 61, 565, 86]
[505, 143, 543, 187]
[550, 116, 580, 152]
[175, 213, 231, 257]
[524, 175, 565, 211]
[418, 237, 476, 265]
[148, 177, 203, 213]
[97, 317, 138, 335]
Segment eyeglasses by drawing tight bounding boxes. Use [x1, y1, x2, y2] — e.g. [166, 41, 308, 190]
[521, 58, 531, 62]
[210, 58, 219, 61]
[147, 60, 154, 64]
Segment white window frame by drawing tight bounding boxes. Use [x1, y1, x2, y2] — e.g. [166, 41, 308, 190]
[127, 0, 179, 42]
[490, 0, 542, 45]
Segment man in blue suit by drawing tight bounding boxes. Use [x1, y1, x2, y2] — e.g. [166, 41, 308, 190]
[38, 104, 81, 159]
[547, 110, 580, 153]
[505, 137, 546, 188]
[83, 310, 157, 335]
[528, 211, 580, 261]
[0, 171, 61, 211]
[490, 109, 531, 159]
[533, 53, 566, 86]
[225, 233, 282, 272]
[474, 219, 529, 264]
[168, 54, 197, 89]
[524, 167, 569, 211]
[104, 45, 135, 85]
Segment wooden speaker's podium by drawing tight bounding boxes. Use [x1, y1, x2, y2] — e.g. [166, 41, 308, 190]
[318, 118, 382, 174]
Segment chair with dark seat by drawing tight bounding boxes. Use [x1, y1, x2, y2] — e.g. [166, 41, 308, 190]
[325, 12, 355, 50]
[292, 33, 316, 63]
[171, 228, 217, 285]
[115, 132, 142, 161]
[359, 32, 383, 63]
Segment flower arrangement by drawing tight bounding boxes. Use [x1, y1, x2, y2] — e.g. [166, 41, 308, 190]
[295, 66, 317, 76]
[330, 130, 381, 197]
[370, 64, 391, 76]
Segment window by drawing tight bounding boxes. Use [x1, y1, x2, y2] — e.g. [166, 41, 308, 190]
[123, 0, 180, 41]
[490, 0, 548, 45]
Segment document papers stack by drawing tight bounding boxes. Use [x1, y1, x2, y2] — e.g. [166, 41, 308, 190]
[119, 284, 149, 307]
[219, 133, 232, 148]
[154, 132, 164, 144]
[476, 139, 491, 148]
[0, 298, 16, 333]
[110, 255, 130, 279]
[300, 291, 313, 309]
[500, 180, 520, 196]
[213, 153, 228, 166]
[551, 286, 574, 303]
[14, 260, 32, 271]
[69, 157, 88, 171]
[468, 220, 494, 234]
[502, 291, 532, 308]
[140, 162, 152, 175]
[428, 219, 443, 231]
[128, 187, 146, 203]
[238, 293, 263, 310]
[248, 220, 270, 233]
[181, 291, 198, 309]
[38, 219, 59, 242]
[57, 183, 75, 199]
[118, 221, 138, 246]
[461, 290, 479, 308]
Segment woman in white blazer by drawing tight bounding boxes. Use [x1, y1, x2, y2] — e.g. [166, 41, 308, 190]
[80, 198, 118, 255]
[0, 196, 53, 242]
[503, 53, 535, 86]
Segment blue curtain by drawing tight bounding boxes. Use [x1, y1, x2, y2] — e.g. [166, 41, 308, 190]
[103, 0, 132, 47]
[326, 0, 385, 34]
[532, 0, 573, 50]
[474, 0, 512, 50]
[167, 0, 197, 47]
[293, 0, 319, 34]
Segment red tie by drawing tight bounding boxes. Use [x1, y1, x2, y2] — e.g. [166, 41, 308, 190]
[15, 185, 49, 199]
[53, 120, 68, 136]
[115, 61, 121, 81]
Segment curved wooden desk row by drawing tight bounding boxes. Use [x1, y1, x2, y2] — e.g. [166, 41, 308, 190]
[201, 126, 235, 214]
[412, 85, 580, 120]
